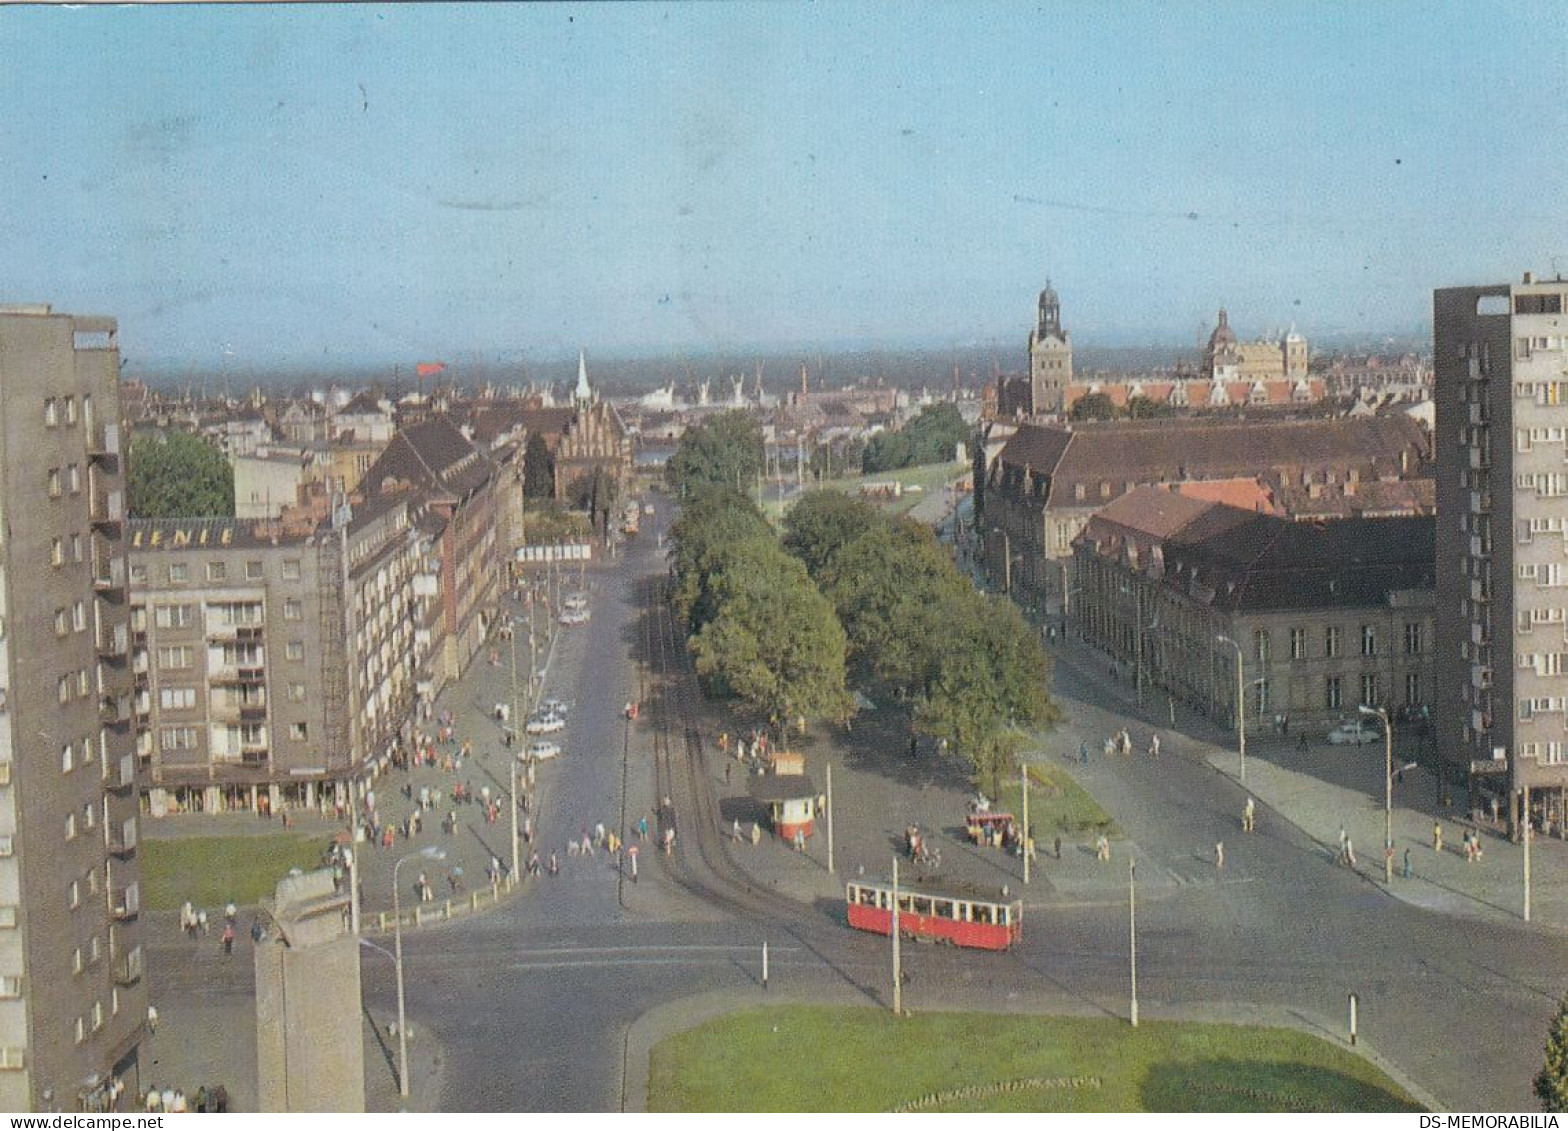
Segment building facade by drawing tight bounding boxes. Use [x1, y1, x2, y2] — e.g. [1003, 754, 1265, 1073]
[128, 501, 430, 815]
[0, 308, 145, 1110]
[979, 415, 1433, 620]
[1436, 275, 1568, 833]
[1074, 487, 1436, 735]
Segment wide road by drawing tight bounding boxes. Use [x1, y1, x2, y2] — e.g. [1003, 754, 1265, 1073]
[152, 497, 1561, 1111]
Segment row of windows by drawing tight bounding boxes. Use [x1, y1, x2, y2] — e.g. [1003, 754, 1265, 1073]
[147, 601, 299, 627]
[1519, 742, 1567, 765]
[135, 559, 304, 585]
[63, 799, 98, 840]
[1517, 652, 1568, 677]
[57, 669, 91, 705]
[47, 465, 83, 499]
[42, 395, 85, 428]
[60, 736, 96, 774]
[49, 534, 85, 567]
[1517, 563, 1568, 586]
[1515, 472, 1568, 496]
[54, 602, 88, 637]
[73, 996, 119, 1047]
[1259, 623, 1423, 662]
[1516, 425, 1568, 450]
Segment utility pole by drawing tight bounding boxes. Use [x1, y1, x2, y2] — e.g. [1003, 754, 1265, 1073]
[826, 764, 835, 875]
[1022, 763, 1030, 886]
[509, 627, 522, 883]
[1524, 785, 1533, 923]
[1129, 857, 1138, 1028]
[891, 857, 902, 1016]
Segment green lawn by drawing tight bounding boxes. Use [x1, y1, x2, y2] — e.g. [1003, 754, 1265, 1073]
[647, 1006, 1423, 1112]
[993, 761, 1118, 839]
[140, 834, 327, 911]
[760, 461, 968, 519]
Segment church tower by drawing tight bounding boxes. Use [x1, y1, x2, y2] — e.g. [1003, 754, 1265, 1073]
[574, 349, 593, 407]
[1027, 279, 1073, 414]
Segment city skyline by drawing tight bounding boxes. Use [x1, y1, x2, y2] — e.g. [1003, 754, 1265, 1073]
[6, 2, 1568, 368]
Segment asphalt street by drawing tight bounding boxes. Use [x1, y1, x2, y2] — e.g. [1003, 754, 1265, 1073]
[148, 496, 1565, 1111]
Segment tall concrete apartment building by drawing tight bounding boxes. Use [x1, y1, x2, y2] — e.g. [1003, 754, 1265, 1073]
[1436, 274, 1568, 832]
[0, 308, 144, 1110]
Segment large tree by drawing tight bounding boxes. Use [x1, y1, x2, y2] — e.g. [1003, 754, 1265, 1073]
[668, 488, 772, 633]
[915, 593, 1061, 794]
[689, 538, 850, 726]
[862, 403, 968, 474]
[127, 430, 234, 518]
[1537, 993, 1568, 1112]
[1069, 392, 1121, 422]
[819, 518, 968, 693]
[522, 432, 556, 499]
[781, 490, 879, 579]
[667, 410, 765, 495]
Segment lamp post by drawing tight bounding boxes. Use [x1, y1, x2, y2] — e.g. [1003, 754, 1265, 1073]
[393, 845, 445, 1099]
[507, 619, 524, 883]
[1359, 705, 1393, 884]
[1216, 635, 1246, 784]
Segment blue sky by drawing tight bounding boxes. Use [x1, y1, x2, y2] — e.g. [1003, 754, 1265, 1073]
[5, 2, 1568, 369]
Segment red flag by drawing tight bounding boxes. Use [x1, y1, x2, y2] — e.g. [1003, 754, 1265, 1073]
[416, 362, 446, 379]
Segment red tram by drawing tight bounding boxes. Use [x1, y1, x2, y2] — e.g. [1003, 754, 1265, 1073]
[845, 877, 1022, 951]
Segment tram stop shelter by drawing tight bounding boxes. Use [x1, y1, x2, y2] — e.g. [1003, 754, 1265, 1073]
[751, 772, 816, 842]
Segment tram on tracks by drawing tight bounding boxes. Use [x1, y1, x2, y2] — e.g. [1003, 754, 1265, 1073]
[845, 876, 1023, 951]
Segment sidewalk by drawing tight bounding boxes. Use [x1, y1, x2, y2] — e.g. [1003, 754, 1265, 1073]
[1045, 627, 1568, 931]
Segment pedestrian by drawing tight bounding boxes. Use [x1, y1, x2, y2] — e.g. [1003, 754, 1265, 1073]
[793, 828, 805, 852]
[638, 815, 648, 840]
[1079, 741, 1089, 765]
[1053, 835, 1062, 860]
[1433, 821, 1443, 853]
[1148, 733, 1160, 758]
[221, 923, 235, 956]
[1243, 797, 1255, 833]
[1344, 838, 1356, 867]
[196, 909, 208, 935]
[1338, 825, 1348, 863]
[180, 900, 195, 939]
[725, 761, 732, 784]
[1402, 847, 1412, 879]
[146, 1003, 158, 1035]
[250, 916, 264, 944]
[732, 818, 742, 842]
[548, 851, 558, 876]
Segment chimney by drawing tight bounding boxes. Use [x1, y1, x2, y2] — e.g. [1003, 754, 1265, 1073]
[1524, 271, 1536, 285]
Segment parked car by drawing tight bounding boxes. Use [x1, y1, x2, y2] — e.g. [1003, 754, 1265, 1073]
[525, 712, 566, 735]
[562, 592, 589, 612]
[1327, 720, 1380, 745]
[559, 608, 590, 626]
[540, 697, 570, 717]
[522, 740, 562, 761]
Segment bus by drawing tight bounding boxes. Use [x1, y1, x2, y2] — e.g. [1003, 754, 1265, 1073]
[845, 877, 1023, 951]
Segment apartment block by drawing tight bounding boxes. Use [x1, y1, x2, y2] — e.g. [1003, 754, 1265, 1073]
[1435, 274, 1568, 832]
[0, 307, 144, 1110]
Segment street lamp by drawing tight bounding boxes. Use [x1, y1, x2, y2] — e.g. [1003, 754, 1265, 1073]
[1215, 635, 1246, 784]
[1358, 705, 1394, 884]
[393, 845, 445, 1099]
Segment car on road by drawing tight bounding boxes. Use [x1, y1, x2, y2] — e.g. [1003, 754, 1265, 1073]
[1326, 719, 1380, 745]
[525, 712, 566, 735]
[522, 740, 562, 761]
[540, 697, 569, 717]
[559, 608, 590, 626]
[562, 592, 589, 612]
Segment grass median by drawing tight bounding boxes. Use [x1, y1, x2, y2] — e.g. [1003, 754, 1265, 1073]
[647, 1006, 1422, 1112]
[993, 761, 1118, 840]
[141, 834, 327, 911]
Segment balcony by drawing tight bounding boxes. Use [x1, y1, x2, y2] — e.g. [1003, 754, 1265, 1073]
[113, 945, 144, 986]
[90, 489, 125, 534]
[110, 882, 139, 921]
[239, 703, 268, 722]
[99, 694, 131, 727]
[88, 423, 122, 469]
[93, 556, 126, 596]
[112, 753, 135, 791]
[106, 819, 137, 857]
[97, 622, 129, 660]
[240, 750, 268, 767]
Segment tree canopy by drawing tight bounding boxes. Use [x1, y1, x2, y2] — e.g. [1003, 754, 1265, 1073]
[127, 430, 235, 519]
[1537, 993, 1568, 1112]
[1069, 392, 1121, 422]
[1126, 394, 1176, 420]
[666, 410, 765, 495]
[522, 432, 555, 499]
[862, 402, 968, 473]
[780, 491, 879, 578]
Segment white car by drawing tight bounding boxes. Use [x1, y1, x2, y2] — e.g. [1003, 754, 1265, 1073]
[562, 592, 589, 612]
[525, 712, 566, 735]
[540, 697, 569, 717]
[559, 608, 590, 626]
[523, 740, 562, 761]
[1327, 720, 1380, 745]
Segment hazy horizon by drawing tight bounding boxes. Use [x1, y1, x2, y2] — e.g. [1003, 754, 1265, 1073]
[9, 3, 1553, 373]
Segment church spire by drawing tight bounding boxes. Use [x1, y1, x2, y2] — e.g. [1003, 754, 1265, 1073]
[575, 349, 592, 405]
